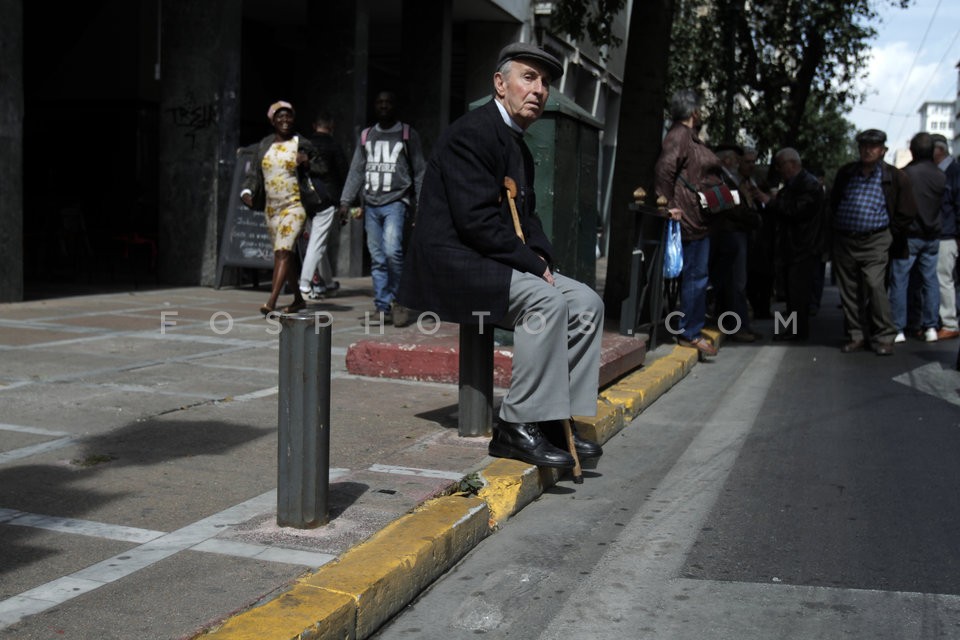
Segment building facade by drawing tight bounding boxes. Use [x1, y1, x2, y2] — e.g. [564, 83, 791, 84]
[0, 0, 630, 302]
[918, 100, 955, 144]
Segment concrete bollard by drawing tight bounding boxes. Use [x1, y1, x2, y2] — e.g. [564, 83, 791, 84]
[277, 311, 331, 528]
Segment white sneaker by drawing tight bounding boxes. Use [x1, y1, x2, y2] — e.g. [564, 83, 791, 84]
[924, 327, 938, 342]
[894, 332, 906, 343]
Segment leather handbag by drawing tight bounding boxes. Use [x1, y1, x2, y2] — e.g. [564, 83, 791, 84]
[679, 173, 740, 214]
[297, 167, 324, 216]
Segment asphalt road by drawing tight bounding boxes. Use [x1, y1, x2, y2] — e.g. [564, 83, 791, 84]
[372, 301, 960, 639]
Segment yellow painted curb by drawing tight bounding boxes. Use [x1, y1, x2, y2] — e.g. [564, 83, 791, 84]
[201, 587, 355, 640]
[599, 346, 695, 419]
[574, 399, 624, 445]
[477, 458, 557, 527]
[200, 343, 703, 640]
[202, 496, 488, 640]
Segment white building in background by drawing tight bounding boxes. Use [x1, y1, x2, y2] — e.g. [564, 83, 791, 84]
[955, 60, 960, 154]
[918, 101, 955, 141]
[894, 99, 957, 167]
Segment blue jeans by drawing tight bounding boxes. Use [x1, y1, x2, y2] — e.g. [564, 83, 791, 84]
[889, 237, 940, 331]
[364, 201, 407, 311]
[680, 236, 711, 340]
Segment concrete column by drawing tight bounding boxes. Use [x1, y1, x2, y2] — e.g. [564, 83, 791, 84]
[0, 0, 24, 302]
[158, 0, 241, 285]
[401, 0, 452, 154]
[307, 0, 368, 278]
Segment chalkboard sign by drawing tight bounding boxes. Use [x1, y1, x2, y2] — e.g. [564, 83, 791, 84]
[215, 144, 274, 288]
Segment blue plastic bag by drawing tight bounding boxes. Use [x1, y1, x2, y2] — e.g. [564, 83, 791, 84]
[663, 218, 683, 279]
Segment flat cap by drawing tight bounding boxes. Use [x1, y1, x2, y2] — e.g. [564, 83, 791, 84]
[931, 133, 949, 148]
[267, 100, 294, 121]
[713, 142, 744, 155]
[497, 42, 564, 80]
[855, 128, 887, 146]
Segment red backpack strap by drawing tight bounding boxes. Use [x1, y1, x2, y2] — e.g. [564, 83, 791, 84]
[402, 123, 410, 141]
[360, 126, 371, 146]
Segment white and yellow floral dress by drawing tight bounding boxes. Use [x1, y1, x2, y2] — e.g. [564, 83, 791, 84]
[261, 137, 307, 251]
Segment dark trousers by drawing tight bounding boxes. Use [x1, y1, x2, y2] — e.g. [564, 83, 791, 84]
[784, 254, 819, 339]
[833, 229, 896, 345]
[747, 214, 776, 318]
[711, 230, 752, 331]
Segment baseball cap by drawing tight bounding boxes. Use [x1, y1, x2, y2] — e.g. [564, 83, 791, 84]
[496, 42, 564, 80]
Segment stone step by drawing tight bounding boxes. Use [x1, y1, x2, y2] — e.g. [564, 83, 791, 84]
[346, 324, 647, 388]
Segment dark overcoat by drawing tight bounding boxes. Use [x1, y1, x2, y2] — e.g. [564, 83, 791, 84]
[397, 99, 553, 324]
[768, 168, 826, 261]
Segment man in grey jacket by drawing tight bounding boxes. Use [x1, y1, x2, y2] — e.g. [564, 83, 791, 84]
[338, 91, 426, 324]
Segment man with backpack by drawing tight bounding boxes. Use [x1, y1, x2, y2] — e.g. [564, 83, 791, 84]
[338, 91, 426, 325]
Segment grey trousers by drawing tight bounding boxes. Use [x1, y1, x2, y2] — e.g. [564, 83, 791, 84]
[497, 271, 604, 424]
[938, 238, 958, 331]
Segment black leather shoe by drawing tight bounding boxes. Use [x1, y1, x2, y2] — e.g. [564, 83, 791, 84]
[541, 420, 604, 459]
[488, 420, 575, 468]
[840, 339, 866, 353]
[873, 342, 893, 356]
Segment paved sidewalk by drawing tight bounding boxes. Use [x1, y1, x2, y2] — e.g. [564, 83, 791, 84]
[0, 277, 705, 639]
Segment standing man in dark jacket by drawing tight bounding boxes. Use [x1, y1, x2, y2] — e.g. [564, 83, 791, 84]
[398, 43, 603, 470]
[299, 110, 349, 299]
[711, 144, 761, 342]
[830, 128, 917, 355]
[767, 148, 825, 341]
[889, 132, 944, 343]
[932, 134, 960, 339]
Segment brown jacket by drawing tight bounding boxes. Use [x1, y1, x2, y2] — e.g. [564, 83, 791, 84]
[654, 123, 725, 241]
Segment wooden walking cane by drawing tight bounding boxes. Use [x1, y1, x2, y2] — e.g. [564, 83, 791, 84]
[563, 418, 584, 484]
[503, 177, 526, 243]
[503, 176, 583, 483]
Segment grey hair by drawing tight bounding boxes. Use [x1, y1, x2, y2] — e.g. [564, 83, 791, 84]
[668, 89, 702, 122]
[492, 60, 513, 98]
[774, 147, 801, 165]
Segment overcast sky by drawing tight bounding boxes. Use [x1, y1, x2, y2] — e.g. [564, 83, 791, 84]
[847, 0, 960, 158]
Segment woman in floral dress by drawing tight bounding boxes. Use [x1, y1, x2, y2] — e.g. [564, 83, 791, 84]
[241, 100, 321, 315]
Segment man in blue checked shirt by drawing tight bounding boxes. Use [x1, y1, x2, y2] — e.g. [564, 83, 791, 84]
[829, 129, 917, 355]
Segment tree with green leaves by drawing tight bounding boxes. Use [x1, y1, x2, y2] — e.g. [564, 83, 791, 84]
[667, 0, 910, 168]
[552, 0, 910, 316]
